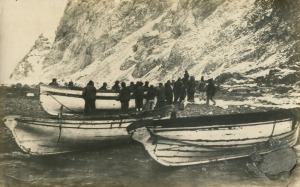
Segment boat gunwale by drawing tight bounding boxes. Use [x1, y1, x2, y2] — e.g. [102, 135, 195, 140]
[127, 108, 300, 132]
[149, 125, 298, 144]
[150, 118, 293, 132]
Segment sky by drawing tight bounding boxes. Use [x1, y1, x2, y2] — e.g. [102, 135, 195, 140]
[0, 0, 68, 84]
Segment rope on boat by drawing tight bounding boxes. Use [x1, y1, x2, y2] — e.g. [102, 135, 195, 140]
[269, 121, 276, 139]
[267, 121, 277, 148]
[40, 91, 82, 115]
[57, 123, 63, 143]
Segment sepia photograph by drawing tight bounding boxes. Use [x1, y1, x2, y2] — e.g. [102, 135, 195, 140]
[0, 0, 299, 186]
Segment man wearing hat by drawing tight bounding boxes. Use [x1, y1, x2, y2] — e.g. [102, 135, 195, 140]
[82, 80, 97, 115]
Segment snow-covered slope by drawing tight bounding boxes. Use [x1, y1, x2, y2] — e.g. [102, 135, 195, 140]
[10, 33, 55, 84]
[10, 0, 300, 87]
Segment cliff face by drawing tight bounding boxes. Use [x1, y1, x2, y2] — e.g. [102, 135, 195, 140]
[10, 0, 300, 87]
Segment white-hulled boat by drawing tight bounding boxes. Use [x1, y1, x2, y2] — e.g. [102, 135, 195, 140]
[40, 85, 137, 115]
[3, 105, 174, 155]
[127, 109, 300, 166]
[3, 113, 169, 155]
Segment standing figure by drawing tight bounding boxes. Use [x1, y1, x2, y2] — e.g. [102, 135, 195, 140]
[99, 82, 108, 91]
[184, 70, 189, 81]
[156, 83, 166, 109]
[111, 81, 121, 92]
[206, 78, 216, 105]
[49, 78, 59, 86]
[198, 76, 206, 101]
[187, 76, 196, 102]
[129, 82, 135, 92]
[173, 78, 181, 102]
[68, 81, 74, 89]
[143, 81, 150, 91]
[179, 80, 186, 102]
[144, 85, 156, 110]
[134, 82, 144, 111]
[165, 81, 173, 105]
[82, 80, 97, 115]
[118, 82, 131, 113]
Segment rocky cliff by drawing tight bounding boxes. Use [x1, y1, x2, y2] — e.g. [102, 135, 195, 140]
[10, 0, 300, 87]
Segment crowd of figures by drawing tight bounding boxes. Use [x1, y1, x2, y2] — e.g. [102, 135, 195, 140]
[49, 71, 217, 116]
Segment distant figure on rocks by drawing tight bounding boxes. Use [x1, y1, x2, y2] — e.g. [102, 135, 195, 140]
[206, 78, 216, 105]
[144, 85, 156, 110]
[118, 82, 131, 113]
[156, 83, 166, 109]
[111, 81, 121, 92]
[184, 70, 189, 81]
[49, 78, 59, 86]
[82, 80, 97, 115]
[68, 81, 74, 89]
[99, 82, 108, 91]
[198, 76, 206, 101]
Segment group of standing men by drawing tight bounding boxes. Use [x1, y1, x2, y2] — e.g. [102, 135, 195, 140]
[51, 70, 217, 116]
[102, 70, 216, 114]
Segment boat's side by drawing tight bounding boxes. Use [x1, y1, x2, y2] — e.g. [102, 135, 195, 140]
[129, 111, 299, 166]
[40, 85, 136, 115]
[141, 126, 299, 166]
[149, 118, 294, 146]
[3, 116, 136, 155]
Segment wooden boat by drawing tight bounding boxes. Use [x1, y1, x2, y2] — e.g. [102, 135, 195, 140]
[39, 84, 137, 115]
[127, 109, 300, 166]
[2, 106, 174, 155]
[2, 113, 170, 155]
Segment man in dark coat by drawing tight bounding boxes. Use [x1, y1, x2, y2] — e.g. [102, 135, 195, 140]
[206, 78, 216, 105]
[118, 82, 131, 113]
[82, 80, 97, 115]
[111, 81, 121, 92]
[99, 82, 108, 91]
[49, 78, 59, 86]
[165, 81, 173, 105]
[68, 81, 74, 89]
[156, 83, 165, 109]
[173, 78, 181, 102]
[198, 76, 206, 101]
[179, 80, 186, 102]
[187, 76, 196, 102]
[184, 70, 189, 80]
[129, 82, 135, 92]
[144, 85, 156, 110]
[133, 82, 144, 111]
[143, 81, 150, 91]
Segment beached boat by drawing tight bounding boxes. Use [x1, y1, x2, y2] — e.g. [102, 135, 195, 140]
[39, 84, 137, 115]
[127, 109, 300, 166]
[3, 113, 169, 155]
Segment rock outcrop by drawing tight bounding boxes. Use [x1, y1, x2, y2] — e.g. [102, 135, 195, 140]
[10, 0, 300, 87]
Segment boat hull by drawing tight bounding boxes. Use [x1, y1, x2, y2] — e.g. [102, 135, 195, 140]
[3, 116, 137, 155]
[40, 85, 136, 115]
[128, 109, 300, 166]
